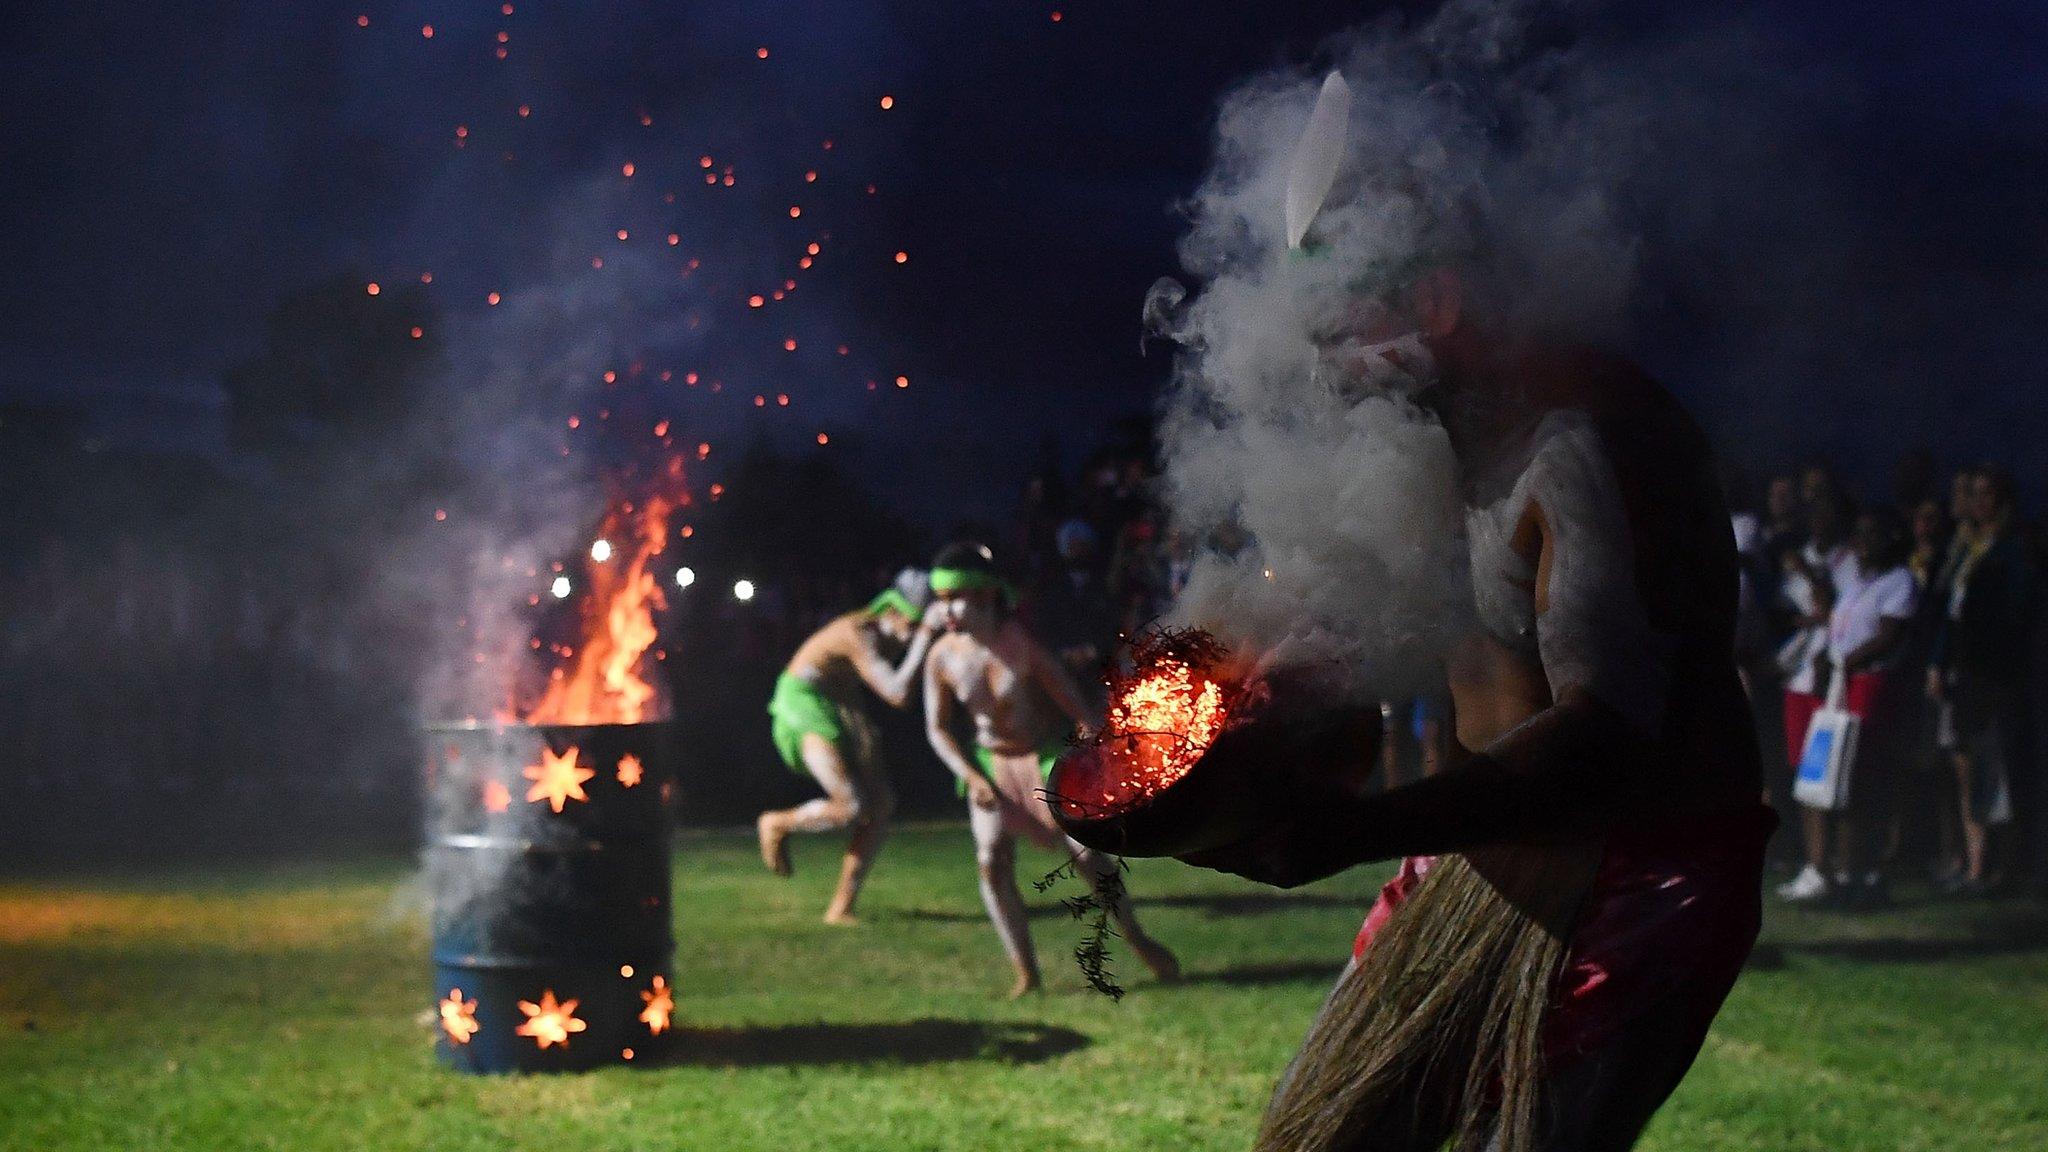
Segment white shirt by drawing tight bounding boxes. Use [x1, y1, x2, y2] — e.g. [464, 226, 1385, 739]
[1782, 542, 1860, 695]
[1827, 564, 1917, 670]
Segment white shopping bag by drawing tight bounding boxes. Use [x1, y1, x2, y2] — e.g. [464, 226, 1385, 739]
[1794, 672, 1859, 811]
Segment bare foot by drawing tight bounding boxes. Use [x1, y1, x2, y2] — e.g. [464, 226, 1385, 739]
[1007, 972, 1042, 1000]
[822, 909, 860, 926]
[756, 813, 792, 877]
[1132, 938, 1181, 984]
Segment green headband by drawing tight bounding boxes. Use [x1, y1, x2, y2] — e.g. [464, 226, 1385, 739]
[929, 566, 1017, 604]
[865, 588, 924, 623]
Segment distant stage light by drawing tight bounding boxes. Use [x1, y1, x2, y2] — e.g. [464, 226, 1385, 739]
[551, 576, 572, 599]
[733, 579, 756, 602]
[590, 539, 613, 562]
[675, 566, 696, 589]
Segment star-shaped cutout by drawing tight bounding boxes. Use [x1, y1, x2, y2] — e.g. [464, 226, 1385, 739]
[515, 989, 586, 1049]
[523, 746, 593, 813]
[482, 779, 511, 813]
[616, 754, 644, 788]
[639, 975, 673, 1035]
[439, 988, 479, 1045]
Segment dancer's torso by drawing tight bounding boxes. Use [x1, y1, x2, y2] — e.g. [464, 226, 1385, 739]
[930, 624, 1063, 753]
[785, 613, 878, 701]
[1441, 352, 1761, 812]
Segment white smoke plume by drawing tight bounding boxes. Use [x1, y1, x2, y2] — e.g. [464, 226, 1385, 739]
[1150, 0, 1833, 695]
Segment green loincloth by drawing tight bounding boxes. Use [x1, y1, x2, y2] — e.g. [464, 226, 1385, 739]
[767, 672, 843, 773]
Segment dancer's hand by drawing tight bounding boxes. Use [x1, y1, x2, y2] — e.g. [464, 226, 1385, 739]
[965, 776, 999, 810]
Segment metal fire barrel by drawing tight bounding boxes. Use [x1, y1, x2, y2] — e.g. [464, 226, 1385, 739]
[425, 721, 676, 1073]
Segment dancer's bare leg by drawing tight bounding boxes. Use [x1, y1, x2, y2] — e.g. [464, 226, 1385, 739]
[824, 759, 894, 925]
[970, 797, 1038, 997]
[757, 733, 858, 879]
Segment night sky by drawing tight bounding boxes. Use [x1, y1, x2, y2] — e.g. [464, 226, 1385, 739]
[5, 1, 2046, 523]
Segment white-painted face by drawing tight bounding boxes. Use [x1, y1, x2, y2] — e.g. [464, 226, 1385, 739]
[932, 589, 998, 635]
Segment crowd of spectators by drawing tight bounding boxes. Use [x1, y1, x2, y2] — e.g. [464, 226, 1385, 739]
[1734, 458, 2048, 907]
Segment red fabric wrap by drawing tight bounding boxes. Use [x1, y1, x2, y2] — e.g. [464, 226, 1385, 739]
[1352, 803, 1777, 1069]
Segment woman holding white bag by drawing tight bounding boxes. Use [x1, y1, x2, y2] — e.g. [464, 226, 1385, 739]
[1783, 509, 1918, 907]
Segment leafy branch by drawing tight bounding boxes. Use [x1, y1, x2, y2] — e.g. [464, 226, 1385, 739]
[1034, 854, 1131, 1001]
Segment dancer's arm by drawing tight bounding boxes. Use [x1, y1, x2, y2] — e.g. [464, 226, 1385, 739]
[1180, 687, 1654, 887]
[923, 646, 997, 808]
[850, 616, 937, 709]
[1025, 631, 1099, 738]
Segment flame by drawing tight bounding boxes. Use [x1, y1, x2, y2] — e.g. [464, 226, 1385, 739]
[639, 975, 673, 1034]
[523, 745, 594, 813]
[525, 499, 671, 726]
[440, 988, 479, 1044]
[616, 754, 644, 788]
[515, 989, 587, 1049]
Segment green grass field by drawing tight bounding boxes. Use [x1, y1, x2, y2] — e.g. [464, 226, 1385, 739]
[2, 824, 2045, 1151]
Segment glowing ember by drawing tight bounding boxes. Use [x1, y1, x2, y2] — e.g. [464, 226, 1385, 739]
[523, 745, 594, 813]
[525, 499, 672, 726]
[439, 989, 480, 1044]
[639, 976, 673, 1034]
[515, 989, 587, 1049]
[1059, 630, 1234, 818]
[616, 754, 644, 788]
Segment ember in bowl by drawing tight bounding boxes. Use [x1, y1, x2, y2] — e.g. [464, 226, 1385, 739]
[1048, 633, 1381, 859]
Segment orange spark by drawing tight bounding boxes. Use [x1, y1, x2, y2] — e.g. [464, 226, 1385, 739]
[879, 95, 895, 109]
[653, 420, 669, 437]
[355, 15, 369, 28]
[776, 393, 789, 406]
[804, 170, 817, 183]
[894, 251, 908, 263]
[365, 281, 380, 296]
[782, 338, 797, 351]
[747, 294, 764, 308]
[806, 242, 821, 255]
[667, 232, 679, 246]
[788, 206, 801, 218]
[523, 746, 594, 813]
[639, 976, 673, 1034]
[434, 509, 447, 521]
[755, 46, 769, 59]
[487, 292, 501, 306]
[617, 229, 629, 241]
[895, 375, 909, 388]
[518, 104, 531, 118]
[421, 24, 434, 38]
[621, 162, 635, 177]
[515, 990, 587, 1049]
[439, 989, 480, 1044]
[816, 432, 829, 445]
[410, 326, 424, 339]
